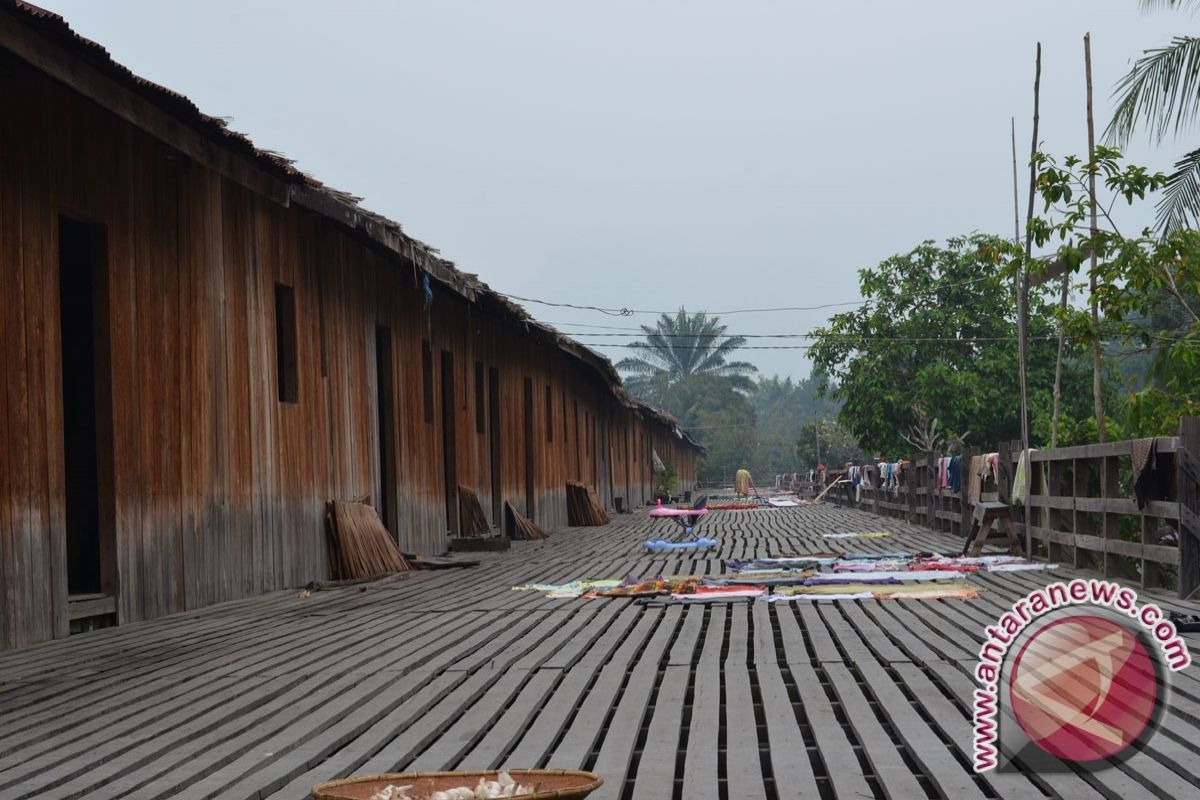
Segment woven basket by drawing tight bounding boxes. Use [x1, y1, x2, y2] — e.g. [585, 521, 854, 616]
[312, 769, 603, 800]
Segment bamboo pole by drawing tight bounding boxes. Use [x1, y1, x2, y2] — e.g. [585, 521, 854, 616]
[1085, 32, 1108, 441]
[1019, 44, 1042, 456]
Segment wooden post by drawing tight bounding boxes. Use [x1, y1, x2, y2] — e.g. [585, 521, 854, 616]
[925, 451, 937, 532]
[1085, 32, 1107, 442]
[1177, 417, 1200, 599]
[997, 440, 1013, 506]
[1018, 44, 1042, 457]
[960, 448, 979, 539]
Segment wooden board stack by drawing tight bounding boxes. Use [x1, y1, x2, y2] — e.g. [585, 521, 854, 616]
[566, 480, 611, 526]
[326, 500, 411, 580]
[457, 485, 492, 537]
[505, 500, 548, 540]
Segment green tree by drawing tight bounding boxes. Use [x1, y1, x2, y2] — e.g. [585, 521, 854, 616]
[659, 374, 757, 483]
[1107, 0, 1200, 232]
[749, 373, 841, 477]
[616, 309, 757, 406]
[1027, 148, 1200, 434]
[794, 418, 865, 470]
[808, 235, 1096, 454]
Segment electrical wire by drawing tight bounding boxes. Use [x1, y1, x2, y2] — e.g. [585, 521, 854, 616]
[494, 272, 1004, 318]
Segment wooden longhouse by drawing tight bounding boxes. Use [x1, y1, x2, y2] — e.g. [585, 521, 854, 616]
[0, 1, 701, 650]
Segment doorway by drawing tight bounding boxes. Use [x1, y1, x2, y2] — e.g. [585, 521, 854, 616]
[440, 350, 458, 535]
[58, 216, 116, 609]
[523, 377, 535, 518]
[488, 367, 501, 525]
[374, 325, 397, 537]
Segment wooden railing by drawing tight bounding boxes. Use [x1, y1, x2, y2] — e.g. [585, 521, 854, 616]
[824, 417, 1200, 599]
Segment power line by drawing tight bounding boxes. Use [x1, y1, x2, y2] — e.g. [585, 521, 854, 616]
[567, 332, 1051, 341]
[496, 272, 1004, 318]
[575, 335, 1064, 350]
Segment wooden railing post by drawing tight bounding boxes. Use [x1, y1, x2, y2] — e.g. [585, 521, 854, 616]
[925, 451, 936, 532]
[1178, 417, 1200, 599]
[960, 447, 979, 539]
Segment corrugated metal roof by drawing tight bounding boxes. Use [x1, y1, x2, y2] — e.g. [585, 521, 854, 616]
[3, 1, 702, 450]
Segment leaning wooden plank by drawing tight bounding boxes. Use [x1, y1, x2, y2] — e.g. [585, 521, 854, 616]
[326, 500, 409, 580]
[505, 500, 547, 541]
[457, 485, 492, 537]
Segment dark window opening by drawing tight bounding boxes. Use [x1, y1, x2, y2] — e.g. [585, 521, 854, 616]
[274, 283, 298, 403]
[421, 339, 434, 424]
[475, 361, 485, 434]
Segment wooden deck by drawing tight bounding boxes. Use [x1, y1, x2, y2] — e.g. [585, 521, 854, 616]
[2, 504, 1200, 800]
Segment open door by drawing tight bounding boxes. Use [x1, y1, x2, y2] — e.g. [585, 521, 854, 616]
[523, 377, 535, 518]
[58, 216, 117, 628]
[374, 325, 398, 537]
[440, 350, 458, 536]
[488, 366, 501, 525]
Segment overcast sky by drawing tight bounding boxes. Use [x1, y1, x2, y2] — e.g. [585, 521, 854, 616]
[38, 0, 1192, 379]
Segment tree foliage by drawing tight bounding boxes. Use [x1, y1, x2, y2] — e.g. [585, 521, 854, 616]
[615, 309, 757, 406]
[808, 235, 1096, 455]
[1107, 0, 1200, 233]
[1026, 148, 1200, 434]
[794, 418, 865, 470]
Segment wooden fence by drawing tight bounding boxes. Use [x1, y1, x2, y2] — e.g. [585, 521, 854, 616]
[826, 417, 1200, 599]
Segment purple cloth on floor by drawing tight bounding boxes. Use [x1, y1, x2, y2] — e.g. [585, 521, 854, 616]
[804, 574, 901, 586]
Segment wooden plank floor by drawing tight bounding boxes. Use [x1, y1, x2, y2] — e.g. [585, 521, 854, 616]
[2, 504, 1200, 799]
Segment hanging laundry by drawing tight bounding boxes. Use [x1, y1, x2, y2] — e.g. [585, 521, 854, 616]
[947, 455, 962, 494]
[1011, 449, 1035, 506]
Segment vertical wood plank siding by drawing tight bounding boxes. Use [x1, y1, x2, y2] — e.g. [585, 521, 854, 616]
[0, 58, 700, 649]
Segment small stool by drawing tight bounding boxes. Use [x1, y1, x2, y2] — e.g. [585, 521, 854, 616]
[963, 501, 1021, 556]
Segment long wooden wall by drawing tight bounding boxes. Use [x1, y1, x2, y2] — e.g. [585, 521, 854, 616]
[0, 57, 699, 649]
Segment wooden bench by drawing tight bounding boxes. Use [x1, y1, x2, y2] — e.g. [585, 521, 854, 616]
[962, 500, 1021, 556]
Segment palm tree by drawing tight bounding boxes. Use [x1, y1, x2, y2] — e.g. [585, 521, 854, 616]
[1107, 0, 1200, 232]
[616, 309, 757, 403]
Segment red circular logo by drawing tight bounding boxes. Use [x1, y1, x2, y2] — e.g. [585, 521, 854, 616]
[1009, 614, 1158, 762]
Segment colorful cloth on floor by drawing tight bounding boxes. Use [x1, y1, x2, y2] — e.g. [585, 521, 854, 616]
[771, 580, 979, 601]
[594, 576, 700, 597]
[512, 579, 622, 598]
[667, 585, 766, 603]
[822, 531, 891, 539]
[642, 537, 718, 552]
[804, 570, 965, 585]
